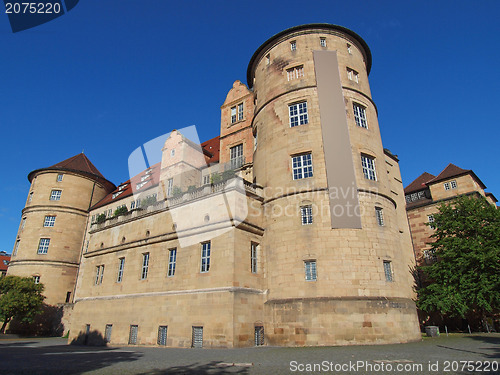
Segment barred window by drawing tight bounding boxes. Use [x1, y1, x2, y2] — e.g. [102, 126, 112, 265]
[375, 207, 384, 226]
[286, 66, 304, 81]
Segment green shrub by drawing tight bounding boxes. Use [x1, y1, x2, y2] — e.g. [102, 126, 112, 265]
[187, 185, 197, 193]
[172, 186, 183, 198]
[140, 195, 157, 208]
[96, 214, 106, 224]
[114, 206, 128, 217]
[210, 173, 222, 184]
[222, 170, 235, 181]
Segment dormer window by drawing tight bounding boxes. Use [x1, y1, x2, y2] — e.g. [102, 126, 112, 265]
[136, 181, 148, 190]
[118, 184, 128, 191]
[140, 175, 150, 182]
[112, 191, 123, 199]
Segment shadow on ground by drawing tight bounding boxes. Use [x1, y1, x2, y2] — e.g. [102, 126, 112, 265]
[466, 334, 500, 359]
[135, 361, 250, 375]
[0, 340, 142, 375]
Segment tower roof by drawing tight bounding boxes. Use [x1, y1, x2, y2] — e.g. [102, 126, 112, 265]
[28, 153, 115, 191]
[247, 23, 372, 88]
[404, 172, 436, 194]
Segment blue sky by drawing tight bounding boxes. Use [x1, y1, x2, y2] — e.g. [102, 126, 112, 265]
[1, 0, 499, 253]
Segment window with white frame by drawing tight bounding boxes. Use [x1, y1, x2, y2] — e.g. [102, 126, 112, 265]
[250, 242, 258, 274]
[57, 174, 63, 182]
[95, 265, 104, 285]
[167, 178, 174, 196]
[43, 216, 56, 227]
[347, 43, 352, 54]
[168, 248, 177, 277]
[50, 190, 61, 201]
[33, 275, 40, 284]
[375, 207, 384, 226]
[13, 240, 20, 256]
[130, 201, 136, 210]
[320, 37, 326, 47]
[290, 40, 296, 51]
[383, 260, 393, 282]
[107, 209, 112, 217]
[117, 257, 125, 282]
[230, 106, 237, 124]
[304, 260, 317, 281]
[238, 103, 244, 121]
[301, 205, 313, 225]
[353, 103, 367, 129]
[200, 242, 211, 273]
[444, 182, 450, 190]
[423, 249, 437, 263]
[289, 101, 308, 127]
[230, 144, 244, 169]
[292, 153, 313, 180]
[37, 238, 50, 254]
[427, 214, 435, 223]
[347, 67, 359, 83]
[136, 181, 148, 190]
[450, 180, 457, 189]
[141, 253, 149, 280]
[361, 155, 377, 181]
[112, 191, 123, 199]
[286, 66, 304, 81]
[202, 175, 210, 185]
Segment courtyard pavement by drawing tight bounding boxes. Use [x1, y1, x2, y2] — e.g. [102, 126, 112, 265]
[0, 333, 498, 374]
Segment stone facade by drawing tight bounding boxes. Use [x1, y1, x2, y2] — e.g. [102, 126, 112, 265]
[11, 24, 422, 347]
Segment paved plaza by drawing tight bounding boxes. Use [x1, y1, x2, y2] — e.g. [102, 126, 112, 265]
[0, 333, 498, 374]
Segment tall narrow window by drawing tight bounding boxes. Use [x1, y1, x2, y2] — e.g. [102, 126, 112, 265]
[353, 103, 367, 128]
[13, 240, 20, 256]
[383, 260, 393, 282]
[450, 180, 457, 189]
[361, 155, 377, 181]
[168, 248, 177, 277]
[201, 242, 211, 273]
[289, 101, 308, 127]
[286, 66, 304, 81]
[117, 257, 125, 282]
[129, 325, 138, 344]
[292, 153, 313, 180]
[130, 201, 136, 210]
[320, 37, 326, 47]
[301, 205, 313, 225]
[33, 275, 40, 284]
[158, 326, 168, 346]
[192, 326, 203, 348]
[20, 217, 26, 229]
[57, 174, 64, 182]
[290, 41, 296, 51]
[304, 260, 317, 281]
[50, 190, 61, 201]
[444, 182, 450, 190]
[28, 192, 33, 203]
[141, 253, 149, 280]
[238, 103, 244, 121]
[105, 324, 113, 343]
[230, 106, 237, 124]
[230, 144, 244, 169]
[347, 67, 359, 83]
[37, 238, 50, 254]
[347, 43, 352, 54]
[375, 207, 384, 226]
[250, 242, 258, 274]
[254, 326, 264, 346]
[44, 216, 56, 227]
[167, 178, 174, 196]
[95, 265, 104, 285]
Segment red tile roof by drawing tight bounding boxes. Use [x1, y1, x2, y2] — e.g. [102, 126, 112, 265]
[427, 163, 486, 189]
[201, 136, 220, 164]
[404, 172, 435, 194]
[0, 253, 11, 273]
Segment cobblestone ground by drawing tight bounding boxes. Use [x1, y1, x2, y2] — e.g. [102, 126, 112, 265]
[0, 333, 498, 375]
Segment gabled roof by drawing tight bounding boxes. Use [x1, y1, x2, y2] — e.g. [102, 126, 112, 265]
[28, 153, 115, 192]
[427, 163, 486, 189]
[404, 172, 435, 194]
[201, 136, 220, 164]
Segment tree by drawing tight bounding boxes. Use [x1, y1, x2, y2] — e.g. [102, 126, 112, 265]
[417, 195, 500, 326]
[0, 276, 45, 333]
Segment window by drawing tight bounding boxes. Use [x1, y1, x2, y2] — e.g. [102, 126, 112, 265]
[112, 191, 123, 199]
[157, 325, 168, 346]
[427, 214, 434, 223]
[301, 205, 313, 225]
[43, 216, 56, 227]
[129, 325, 138, 345]
[28, 192, 33, 203]
[304, 260, 317, 281]
[250, 242, 258, 274]
[85, 241, 89, 253]
[167, 178, 174, 196]
[450, 180, 457, 189]
[105, 324, 112, 343]
[361, 155, 377, 181]
[95, 265, 104, 285]
[292, 153, 313, 180]
[192, 326, 203, 348]
[230, 106, 237, 124]
[202, 175, 210, 185]
[117, 257, 125, 282]
[375, 207, 384, 226]
[423, 249, 437, 263]
[13, 240, 20, 256]
[383, 260, 393, 282]
[353, 103, 367, 129]
[50, 190, 61, 201]
[21, 217, 26, 229]
[347, 43, 352, 54]
[230, 144, 244, 169]
[289, 101, 308, 127]
[201, 242, 211, 273]
[33, 275, 40, 284]
[136, 181, 148, 190]
[320, 37, 326, 47]
[286, 66, 304, 81]
[238, 103, 244, 121]
[170, 149, 175, 157]
[141, 253, 149, 280]
[290, 40, 296, 51]
[37, 238, 50, 254]
[168, 248, 177, 277]
[57, 174, 63, 182]
[130, 201, 136, 210]
[254, 326, 264, 346]
[347, 67, 359, 83]
[266, 54, 270, 64]
[444, 182, 450, 191]
[65, 291, 71, 303]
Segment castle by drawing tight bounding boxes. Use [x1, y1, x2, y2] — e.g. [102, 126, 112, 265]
[8, 24, 422, 347]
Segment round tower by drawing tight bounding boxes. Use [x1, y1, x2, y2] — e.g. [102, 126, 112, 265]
[248, 24, 420, 345]
[8, 153, 115, 305]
